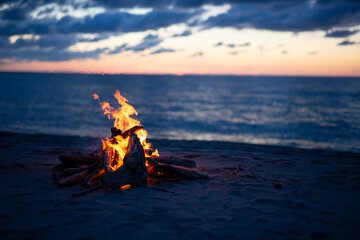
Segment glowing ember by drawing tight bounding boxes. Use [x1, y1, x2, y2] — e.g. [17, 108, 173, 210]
[93, 90, 159, 171]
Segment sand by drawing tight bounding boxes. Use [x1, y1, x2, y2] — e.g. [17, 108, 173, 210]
[0, 131, 359, 240]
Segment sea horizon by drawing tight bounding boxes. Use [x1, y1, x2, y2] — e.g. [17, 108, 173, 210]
[1, 70, 360, 78]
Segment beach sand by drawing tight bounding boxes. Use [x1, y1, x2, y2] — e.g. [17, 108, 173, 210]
[0, 131, 359, 239]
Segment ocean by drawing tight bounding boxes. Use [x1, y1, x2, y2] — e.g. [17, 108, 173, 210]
[0, 72, 359, 152]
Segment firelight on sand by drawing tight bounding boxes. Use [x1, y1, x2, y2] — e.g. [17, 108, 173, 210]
[93, 90, 159, 171]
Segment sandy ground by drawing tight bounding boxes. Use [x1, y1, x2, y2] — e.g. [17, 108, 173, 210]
[0, 131, 359, 240]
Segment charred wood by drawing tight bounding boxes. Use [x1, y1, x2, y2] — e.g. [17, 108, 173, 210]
[111, 127, 122, 138]
[111, 125, 144, 139]
[57, 168, 92, 187]
[121, 125, 144, 138]
[102, 133, 147, 190]
[146, 157, 159, 167]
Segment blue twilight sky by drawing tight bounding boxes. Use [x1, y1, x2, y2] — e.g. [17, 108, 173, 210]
[0, 0, 359, 75]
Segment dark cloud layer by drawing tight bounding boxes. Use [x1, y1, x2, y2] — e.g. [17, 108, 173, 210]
[338, 40, 356, 46]
[108, 44, 127, 54]
[190, 51, 204, 57]
[0, 34, 108, 61]
[0, 9, 194, 36]
[214, 42, 250, 48]
[325, 30, 358, 38]
[204, 1, 360, 32]
[151, 48, 176, 55]
[172, 30, 192, 37]
[0, 0, 359, 62]
[126, 34, 163, 52]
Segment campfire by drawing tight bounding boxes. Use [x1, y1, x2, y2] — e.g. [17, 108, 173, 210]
[53, 91, 208, 194]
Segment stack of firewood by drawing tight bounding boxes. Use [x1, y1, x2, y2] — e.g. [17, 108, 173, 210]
[53, 127, 209, 194]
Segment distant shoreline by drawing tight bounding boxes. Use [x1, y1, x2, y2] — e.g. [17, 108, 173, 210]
[1, 71, 359, 79]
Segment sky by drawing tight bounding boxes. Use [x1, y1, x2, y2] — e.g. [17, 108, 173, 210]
[0, 0, 360, 76]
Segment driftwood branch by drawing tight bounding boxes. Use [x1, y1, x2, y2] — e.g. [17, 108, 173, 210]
[102, 133, 147, 190]
[149, 156, 196, 168]
[53, 164, 90, 180]
[148, 164, 209, 181]
[59, 152, 100, 166]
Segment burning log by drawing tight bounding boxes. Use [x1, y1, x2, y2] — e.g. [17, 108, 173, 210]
[104, 146, 119, 172]
[83, 168, 105, 187]
[54, 161, 99, 187]
[111, 125, 144, 138]
[57, 168, 93, 187]
[121, 125, 144, 138]
[149, 156, 196, 168]
[102, 133, 147, 190]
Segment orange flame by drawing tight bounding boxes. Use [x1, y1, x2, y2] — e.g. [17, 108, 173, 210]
[93, 91, 159, 171]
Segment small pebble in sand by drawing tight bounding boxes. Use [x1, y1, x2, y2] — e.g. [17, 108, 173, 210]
[274, 183, 282, 189]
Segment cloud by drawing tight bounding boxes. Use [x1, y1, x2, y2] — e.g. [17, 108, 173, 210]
[0, 40, 107, 62]
[229, 50, 246, 55]
[126, 34, 162, 52]
[3, 1, 359, 37]
[204, 1, 360, 32]
[1, 0, 360, 62]
[338, 40, 356, 46]
[238, 42, 250, 47]
[143, 34, 158, 40]
[307, 51, 318, 55]
[78, 35, 110, 42]
[93, 0, 169, 9]
[190, 51, 204, 57]
[108, 43, 127, 54]
[95, 0, 308, 9]
[216, 42, 250, 48]
[0, 5, 28, 21]
[0, 9, 195, 36]
[172, 30, 192, 37]
[151, 48, 176, 54]
[325, 30, 359, 38]
[0, 33, 109, 61]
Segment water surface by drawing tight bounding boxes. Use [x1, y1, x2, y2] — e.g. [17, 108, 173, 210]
[0, 72, 359, 152]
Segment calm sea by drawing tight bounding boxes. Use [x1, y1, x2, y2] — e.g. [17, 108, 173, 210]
[0, 72, 359, 152]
